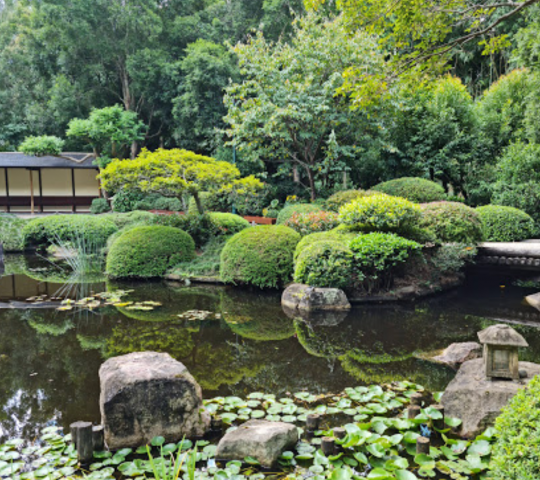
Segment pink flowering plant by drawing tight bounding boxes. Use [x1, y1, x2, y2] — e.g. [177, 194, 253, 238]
[284, 210, 339, 236]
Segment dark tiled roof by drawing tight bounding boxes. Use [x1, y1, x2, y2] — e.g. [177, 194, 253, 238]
[0, 152, 98, 169]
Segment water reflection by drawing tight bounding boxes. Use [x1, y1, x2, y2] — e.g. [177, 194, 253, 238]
[2, 255, 540, 442]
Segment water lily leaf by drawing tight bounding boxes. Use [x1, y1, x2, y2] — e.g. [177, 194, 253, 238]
[433, 392, 443, 402]
[296, 453, 314, 460]
[396, 470, 419, 480]
[403, 431, 420, 444]
[329, 466, 353, 480]
[178, 439, 193, 451]
[366, 443, 386, 458]
[423, 406, 443, 420]
[282, 415, 297, 423]
[161, 443, 177, 454]
[444, 417, 462, 428]
[280, 451, 294, 460]
[221, 413, 238, 424]
[467, 440, 491, 456]
[244, 456, 260, 465]
[385, 456, 409, 470]
[387, 434, 403, 446]
[135, 445, 148, 455]
[414, 454, 435, 469]
[367, 467, 393, 479]
[353, 452, 368, 464]
[371, 421, 388, 435]
[343, 456, 358, 467]
[247, 392, 264, 399]
[418, 467, 436, 478]
[150, 436, 165, 446]
[440, 446, 457, 460]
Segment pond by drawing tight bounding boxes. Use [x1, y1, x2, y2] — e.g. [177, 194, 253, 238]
[1, 254, 540, 444]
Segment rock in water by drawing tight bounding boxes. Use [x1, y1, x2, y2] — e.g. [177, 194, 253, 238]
[525, 292, 540, 311]
[282, 283, 350, 312]
[99, 351, 210, 449]
[216, 420, 298, 467]
[441, 358, 540, 437]
[433, 342, 482, 369]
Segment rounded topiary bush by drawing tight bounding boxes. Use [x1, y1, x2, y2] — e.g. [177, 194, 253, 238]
[419, 202, 483, 243]
[90, 198, 111, 214]
[338, 193, 421, 233]
[220, 225, 300, 288]
[23, 215, 118, 248]
[284, 210, 339, 236]
[372, 177, 447, 203]
[106, 226, 195, 278]
[326, 190, 372, 212]
[294, 240, 353, 289]
[208, 212, 250, 236]
[491, 374, 540, 480]
[294, 230, 357, 261]
[476, 205, 537, 242]
[107, 210, 156, 229]
[276, 203, 322, 225]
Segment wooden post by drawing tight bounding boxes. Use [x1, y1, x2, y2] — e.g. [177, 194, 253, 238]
[76, 422, 94, 465]
[333, 427, 346, 440]
[38, 168, 44, 213]
[407, 405, 421, 419]
[4, 168, 10, 213]
[321, 437, 335, 456]
[410, 393, 423, 406]
[29, 170, 34, 214]
[432, 404, 445, 430]
[92, 426, 104, 451]
[416, 436, 430, 454]
[0, 242, 4, 276]
[71, 169, 76, 213]
[306, 414, 321, 432]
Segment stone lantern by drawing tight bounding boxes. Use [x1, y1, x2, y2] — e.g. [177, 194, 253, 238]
[478, 324, 528, 380]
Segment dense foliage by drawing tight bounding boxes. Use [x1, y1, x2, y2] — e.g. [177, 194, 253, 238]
[90, 198, 111, 214]
[22, 215, 118, 248]
[18, 135, 65, 156]
[339, 194, 421, 234]
[372, 178, 447, 203]
[220, 225, 300, 288]
[491, 374, 540, 479]
[294, 240, 354, 289]
[294, 230, 357, 261]
[276, 204, 322, 225]
[284, 211, 339, 236]
[326, 190, 371, 212]
[106, 226, 195, 278]
[350, 233, 422, 292]
[477, 205, 537, 242]
[419, 202, 484, 244]
[0, 215, 27, 252]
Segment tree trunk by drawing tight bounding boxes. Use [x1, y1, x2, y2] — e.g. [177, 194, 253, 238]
[130, 141, 138, 159]
[193, 192, 204, 215]
[304, 166, 316, 201]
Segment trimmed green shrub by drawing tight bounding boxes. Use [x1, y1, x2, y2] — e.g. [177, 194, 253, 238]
[107, 211, 156, 229]
[106, 226, 195, 278]
[276, 203, 322, 225]
[338, 193, 421, 233]
[419, 202, 483, 243]
[111, 189, 145, 212]
[0, 215, 27, 252]
[23, 215, 118, 248]
[18, 135, 65, 156]
[477, 205, 537, 242]
[491, 374, 540, 479]
[208, 212, 250, 236]
[294, 230, 357, 261]
[372, 177, 447, 203]
[294, 240, 353, 289]
[220, 225, 300, 288]
[326, 190, 372, 212]
[284, 210, 339, 236]
[134, 194, 182, 211]
[350, 232, 421, 292]
[90, 198, 111, 214]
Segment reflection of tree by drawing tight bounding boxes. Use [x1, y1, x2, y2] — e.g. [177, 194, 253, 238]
[221, 289, 295, 341]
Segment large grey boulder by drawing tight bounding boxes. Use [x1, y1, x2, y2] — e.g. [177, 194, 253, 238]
[433, 342, 482, 370]
[525, 292, 540, 311]
[441, 358, 540, 437]
[99, 352, 210, 450]
[216, 420, 298, 467]
[282, 283, 350, 312]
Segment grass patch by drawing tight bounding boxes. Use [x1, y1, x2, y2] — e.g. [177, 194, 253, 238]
[170, 236, 228, 279]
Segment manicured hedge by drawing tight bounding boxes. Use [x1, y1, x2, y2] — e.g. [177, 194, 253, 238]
[0, 215, 27, 252]
[294, 240, 353, 289]
[372, 177, 447, 203]
[220, 225, 300, 288]
[106, 226, 195, 278]
[284, 210, 339, 236]
[326, 190, 372, 212]
[476, 205, 537, 242]
[491, 374, 540, 479]
[208, 212, 250, 236]
[23, 215, 118, 248]
[294, 230, 357, 261]
[276, 203, 322, 225]
[338, 193, 421, 233]
[419, 201, 483, 243]
[108, 210, 156, 229]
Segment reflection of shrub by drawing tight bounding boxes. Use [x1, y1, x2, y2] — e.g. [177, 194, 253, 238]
[220, 225, 300, 288]
[491, 374, 540, 480]
[106, 226, 195, 278]
[276, 203, 322, 225]
[294, 231, 357, 261]
[372, 177, 447, 203]
[338, 193, 421, 233]
[90, 198, 111, 214]
[23, 215, 118, 248]
[326, 190, 371, 212]
[294, 319, 353, 358]
[294, 240, 354, 289]
[476, 205, 536, 242]
[430, 243, 477, 275]
[419, 202, 483, 243]
[350, 233, 421, 292]
[284, 210, 339, 236]
[0, 215, 27, 252]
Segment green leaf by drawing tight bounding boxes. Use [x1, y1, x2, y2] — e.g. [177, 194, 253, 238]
[396, 470, 419, 480]
[244, 456, 260, 465]
[150, 436, 165, 446]
[467, 440, 491, 456]
[444, 417, 462, 428]
[367, 467, 393, 479]
[366, 443, 386, 458]
[414, 454, 435, 469]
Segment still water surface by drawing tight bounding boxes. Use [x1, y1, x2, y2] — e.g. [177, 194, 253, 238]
[1, 254, 540, 443]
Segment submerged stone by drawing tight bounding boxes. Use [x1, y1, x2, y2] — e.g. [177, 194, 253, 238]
[441, 358, 540, 437]
[282, 283, 350, 312]
[99, 351, 210, 450]
[216, 419, 298, 467]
